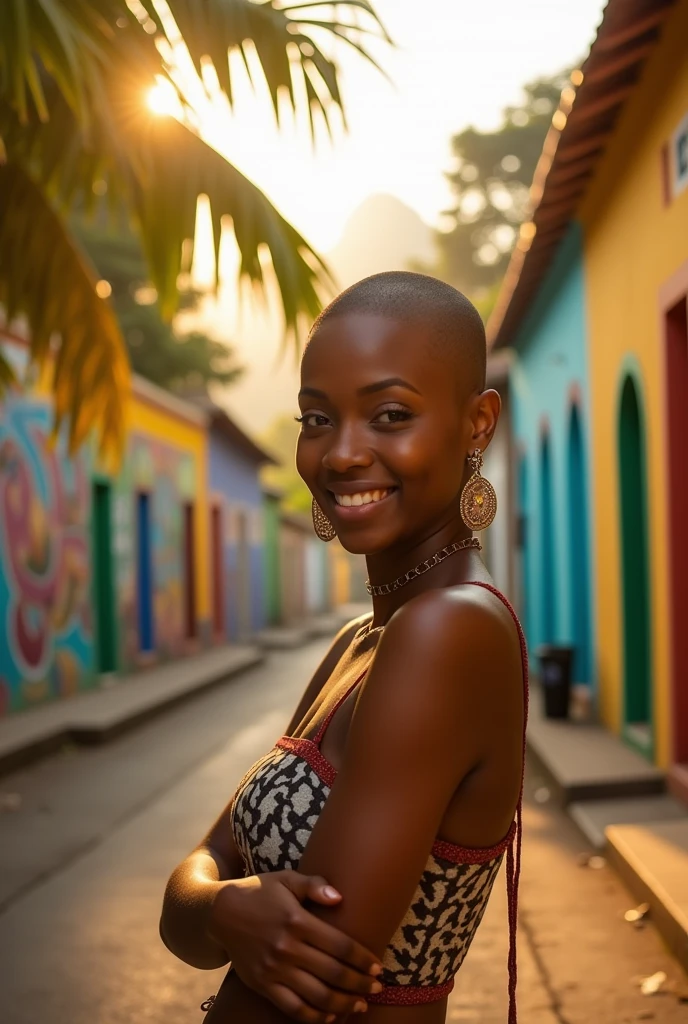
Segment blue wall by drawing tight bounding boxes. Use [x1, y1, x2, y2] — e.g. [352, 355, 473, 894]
[208, 432, 266, 639]
[510, 223, 595, 685]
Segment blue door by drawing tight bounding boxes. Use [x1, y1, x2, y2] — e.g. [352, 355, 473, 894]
[517, 454, 530, 642]
[136, 492, 154, 652]
[567, 406, 592, 684]
[540, 435, 556, 643]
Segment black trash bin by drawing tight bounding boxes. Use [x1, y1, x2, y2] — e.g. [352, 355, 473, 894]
[536, 645, 574, 719]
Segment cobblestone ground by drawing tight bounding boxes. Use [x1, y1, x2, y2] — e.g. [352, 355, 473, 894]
[0, 640, 686, 1024]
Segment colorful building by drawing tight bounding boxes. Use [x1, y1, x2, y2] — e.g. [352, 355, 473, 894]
[202, 400, 275, 642]
[489, 0, 688, 787]
[0, 332, 279, 714]
[0, 333, 95, 714]
[101, 376, 211, 673]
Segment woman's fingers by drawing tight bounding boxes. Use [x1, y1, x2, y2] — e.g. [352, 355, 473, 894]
[304, 875, 342, 905]
[279, 871, 340, 906]
[266, 981, 341, 1024]
[296, 911, 382, 977]
[272, 969, 371, 1019]
[292, 943, 384, 997]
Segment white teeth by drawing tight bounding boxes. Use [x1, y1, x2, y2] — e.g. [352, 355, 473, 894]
[334, 489, 391, 507]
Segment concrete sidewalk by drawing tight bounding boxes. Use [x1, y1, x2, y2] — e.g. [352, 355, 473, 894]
[0, 644, 264, 778]
[0, 604, 371, 780]
[527, 686, 688, 973]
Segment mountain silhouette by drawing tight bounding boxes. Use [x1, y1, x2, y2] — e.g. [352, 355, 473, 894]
[327, 194, 436, 289]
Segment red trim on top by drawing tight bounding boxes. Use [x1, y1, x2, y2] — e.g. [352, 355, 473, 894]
[432, 819, 517, 865]
[367, 977, 454, 1006]
[276, 736, 338, 788]
[276, 734, 516, 864]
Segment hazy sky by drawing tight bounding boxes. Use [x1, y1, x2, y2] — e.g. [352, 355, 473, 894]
[179, 0, 607, 433]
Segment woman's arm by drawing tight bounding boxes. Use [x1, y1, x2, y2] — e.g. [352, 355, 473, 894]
[298, 588, 523, 956]
[160, 611, 383, 1018]
[160, 610, 371, 966]
[216, 586, 523, 1020]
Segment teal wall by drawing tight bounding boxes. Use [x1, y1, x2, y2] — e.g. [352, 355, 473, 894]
[510, 223, 595, 685]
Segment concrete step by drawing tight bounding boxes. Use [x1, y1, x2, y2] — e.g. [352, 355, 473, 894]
[606, 819, 688, 974]
[0, 645, 264, 778]
[256, 627, 311, 650]
[527, 687, 665, 804]
[257, 604, 372, 650]
[570, 794, 688, 849]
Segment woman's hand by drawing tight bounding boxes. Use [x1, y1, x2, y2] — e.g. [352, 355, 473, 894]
[210, 870, 383, 1022]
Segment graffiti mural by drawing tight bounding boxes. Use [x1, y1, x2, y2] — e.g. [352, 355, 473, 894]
[115, 434, 196, 670]
[0, 399, 93, 715]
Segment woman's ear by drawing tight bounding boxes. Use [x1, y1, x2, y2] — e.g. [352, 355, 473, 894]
[469, 389, 501, 450]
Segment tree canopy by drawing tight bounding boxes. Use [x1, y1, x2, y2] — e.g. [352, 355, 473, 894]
[74, 219, 243, 395]
[0, 0, 390, 468]
[435, 69, 572, 315]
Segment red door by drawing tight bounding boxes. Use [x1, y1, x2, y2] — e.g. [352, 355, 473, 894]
[211, 505, 225, 638]
[183, 502, 196, 640]
[666, 294, 688, 801]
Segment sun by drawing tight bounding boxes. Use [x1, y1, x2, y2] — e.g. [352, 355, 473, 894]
[146, 78, 181, 117]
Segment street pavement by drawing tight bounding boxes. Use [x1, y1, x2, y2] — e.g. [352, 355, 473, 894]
[0, 640, 686, 1024]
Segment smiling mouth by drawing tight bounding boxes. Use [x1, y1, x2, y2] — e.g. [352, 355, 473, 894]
[329, 487, 397, 511]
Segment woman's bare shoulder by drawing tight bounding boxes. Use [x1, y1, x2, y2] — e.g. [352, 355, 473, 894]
[361, 583, 523, 727]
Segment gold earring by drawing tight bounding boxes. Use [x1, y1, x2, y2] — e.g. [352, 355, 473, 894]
[312, 498, 336, 542]
[460, 448, 497, 531]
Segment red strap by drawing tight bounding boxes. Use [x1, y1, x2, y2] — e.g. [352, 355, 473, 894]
[313, 671, 368, 747]
[464, 581, 529, 1024]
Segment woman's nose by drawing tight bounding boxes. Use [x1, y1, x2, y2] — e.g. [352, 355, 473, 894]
[321, 425, 373, 472]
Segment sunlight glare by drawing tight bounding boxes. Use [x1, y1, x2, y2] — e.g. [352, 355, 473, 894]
[146, 78, 181, 117]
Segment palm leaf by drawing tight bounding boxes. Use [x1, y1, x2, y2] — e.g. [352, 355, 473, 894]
[127, 110, 334, 331]
[0, 0, 392, 468]
[143, 0, 392, 136]
[0, 161, 130, 468]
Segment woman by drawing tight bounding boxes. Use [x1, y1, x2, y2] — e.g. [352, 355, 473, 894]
[161, 272, 527, 1024]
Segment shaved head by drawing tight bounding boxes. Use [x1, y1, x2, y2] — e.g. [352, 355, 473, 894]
[308, 271, 486, 394]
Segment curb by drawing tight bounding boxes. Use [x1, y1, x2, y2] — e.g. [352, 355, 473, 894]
[606, 824, 688, 975]
[0, 649, 266, 779]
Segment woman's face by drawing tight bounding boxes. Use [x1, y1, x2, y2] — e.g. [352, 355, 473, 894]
[296, 312, 495, 555]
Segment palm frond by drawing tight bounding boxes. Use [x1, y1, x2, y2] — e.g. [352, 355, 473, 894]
[153, 0, 392, 136]
[126, 111, 334, 333]
[0, 348, 18, 390]
[0, 161, 130, 468]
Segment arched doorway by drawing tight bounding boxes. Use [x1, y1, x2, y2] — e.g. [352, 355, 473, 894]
[567, 405, 592, 684]
[540, 433, 556, 644]
[618, 374, 652, 755]
[665, 294, 688, 794]
[517, 454, 530, 642]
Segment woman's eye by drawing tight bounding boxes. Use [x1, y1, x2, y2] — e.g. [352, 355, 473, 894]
[375, 408, 412, 424]
[297, 413, 330, 428]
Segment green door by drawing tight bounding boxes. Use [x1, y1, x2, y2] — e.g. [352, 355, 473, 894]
[92, 481, 117, 673]
[618, 376, 652, 755]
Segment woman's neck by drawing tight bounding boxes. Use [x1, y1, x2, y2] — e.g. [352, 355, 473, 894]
[365, 513, 488, 628]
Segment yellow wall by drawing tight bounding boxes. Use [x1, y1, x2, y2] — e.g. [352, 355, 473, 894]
[328, 542, 352, 607]
[126, 391, 210, 624]
[580, 0, 688, 766]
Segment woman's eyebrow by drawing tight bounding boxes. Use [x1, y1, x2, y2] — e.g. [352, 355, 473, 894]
[357, 377, 422, 396]
[298, 378, 422, 401]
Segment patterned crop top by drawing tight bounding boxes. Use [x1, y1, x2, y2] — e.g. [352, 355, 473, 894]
[229, 583, 528, 1021]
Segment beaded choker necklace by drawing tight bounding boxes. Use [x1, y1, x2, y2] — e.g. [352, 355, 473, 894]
[365, 537, 481, 597]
